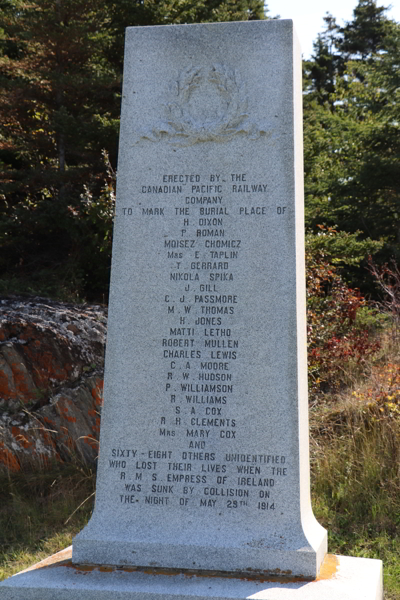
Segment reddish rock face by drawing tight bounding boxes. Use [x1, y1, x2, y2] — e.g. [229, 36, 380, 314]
[0, 298, 107, 471]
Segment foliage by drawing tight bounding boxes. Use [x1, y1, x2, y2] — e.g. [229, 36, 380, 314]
[310, 343, 400, 597]
[306, 225, 383, 266]
[350, 361, 400, 418]
[303, 1, 400, 294]
[0, 148, 115, 301]
[306, 240, 382, 398]
[0, 0, 120, 300]
[305, 0, 395, 104]
[338, 0, 392, 60]
[0, 0, 266, 301]
[368, 259, 400, 329]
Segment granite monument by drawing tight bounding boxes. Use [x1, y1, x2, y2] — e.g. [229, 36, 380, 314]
[72, 18, 327, 577]
[0, 19, 383, 600]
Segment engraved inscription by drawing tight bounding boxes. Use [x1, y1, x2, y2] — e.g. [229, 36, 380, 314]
[110, 169, 290, 514]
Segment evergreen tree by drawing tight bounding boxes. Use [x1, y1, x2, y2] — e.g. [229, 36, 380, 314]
[304, 1, 394, 102]
[0, 0, 267, 300]
[304, 14, 400, 290]
[0, 0, 121, 298]
[338, 0, 390, 60]
[306, 15, 341, 107]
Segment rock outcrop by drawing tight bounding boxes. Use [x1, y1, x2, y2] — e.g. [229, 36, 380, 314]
[0, 297, 106, 471]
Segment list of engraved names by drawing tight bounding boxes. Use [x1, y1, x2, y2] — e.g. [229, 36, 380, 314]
[113, 172, 289, 514]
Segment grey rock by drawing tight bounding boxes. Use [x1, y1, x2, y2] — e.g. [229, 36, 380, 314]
[73, 20, 327, 578]
[0, 296, 106, 469]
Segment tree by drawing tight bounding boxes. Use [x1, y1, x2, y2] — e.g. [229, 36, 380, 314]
[0, 0, 120, 176]
[0, 0, 121, 298]
[306, 14, 341, 107]
[0, 0, 267, 300]
[338, 0, 391, 60]
[303, 2, 400, 292]
[304, 0, 394, 103]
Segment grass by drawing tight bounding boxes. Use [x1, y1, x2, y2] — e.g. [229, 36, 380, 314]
[310, 328, 400, 599]
[0, 463, 95, 579]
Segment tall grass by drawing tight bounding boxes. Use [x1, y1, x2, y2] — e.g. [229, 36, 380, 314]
[0, 463, 95, 579]
[310, 331, 400, 599]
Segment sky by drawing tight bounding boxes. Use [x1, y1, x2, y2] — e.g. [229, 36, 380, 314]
[265, 0, 400, 58]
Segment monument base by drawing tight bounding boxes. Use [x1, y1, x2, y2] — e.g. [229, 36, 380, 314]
[0, 547, 383, 600]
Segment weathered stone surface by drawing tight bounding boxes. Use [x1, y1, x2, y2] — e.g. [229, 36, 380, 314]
[73, 19, 327, 579]
[0, 547, 383, 600]
[0, 19, 383, 600]
[0, 297, 106, 470]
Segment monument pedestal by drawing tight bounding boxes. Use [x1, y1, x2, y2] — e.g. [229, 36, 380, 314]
[0, 547, 383, 600]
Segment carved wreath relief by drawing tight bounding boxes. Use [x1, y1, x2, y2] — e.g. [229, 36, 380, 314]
[136, 64, 269, 146]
